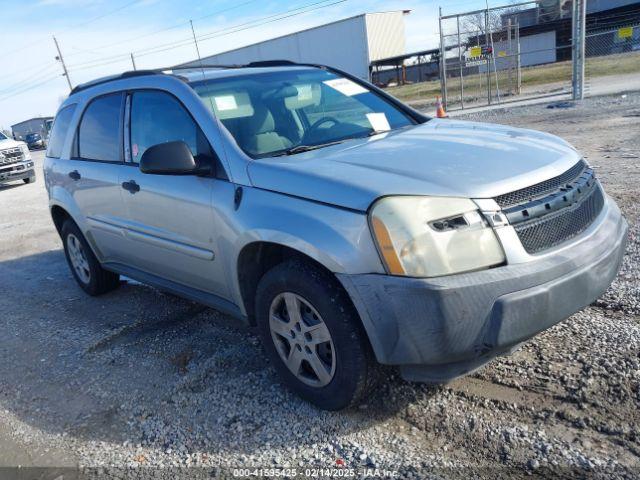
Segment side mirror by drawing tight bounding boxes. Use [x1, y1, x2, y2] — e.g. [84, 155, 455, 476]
[139, 141, 207, 175]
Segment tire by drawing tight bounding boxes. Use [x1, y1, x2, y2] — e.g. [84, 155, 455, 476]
[23, 176, 35, 184]
[61, 220, 120, 296]
[255, 259, 378, 410]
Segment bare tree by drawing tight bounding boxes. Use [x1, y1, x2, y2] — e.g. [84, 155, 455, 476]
[459, 3, 529, 47]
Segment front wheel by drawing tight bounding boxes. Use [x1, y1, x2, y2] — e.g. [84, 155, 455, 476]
[255, 260, 378, 410]
[23, 176, 35, 184]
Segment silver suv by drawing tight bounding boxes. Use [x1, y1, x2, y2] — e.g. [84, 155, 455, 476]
[44, 62, 627, 410]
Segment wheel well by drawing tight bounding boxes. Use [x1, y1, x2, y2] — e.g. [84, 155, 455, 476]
[237, 242, 338, 325]
[50, 205, 72, 235]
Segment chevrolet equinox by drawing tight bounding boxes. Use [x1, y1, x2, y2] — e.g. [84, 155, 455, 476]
[44, 62, 628, 410]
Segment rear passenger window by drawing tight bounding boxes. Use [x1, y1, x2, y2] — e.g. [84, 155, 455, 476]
[46, 104, 76, 158]
[130, 90, 211, 164]
[78, 93, 123, 162]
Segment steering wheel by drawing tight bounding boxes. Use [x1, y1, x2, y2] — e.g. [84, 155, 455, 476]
[305, 116, 340, 140]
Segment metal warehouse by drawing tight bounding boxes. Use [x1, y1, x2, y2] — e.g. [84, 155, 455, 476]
[11, 116, 53, 141]
[180, 11, 409, 80]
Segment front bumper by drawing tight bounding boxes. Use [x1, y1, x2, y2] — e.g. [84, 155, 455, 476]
[0, 160, 35, 184]
[338, 196, 628, 383]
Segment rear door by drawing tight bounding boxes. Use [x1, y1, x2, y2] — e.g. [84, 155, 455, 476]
[118, 89, 232, 298]
[68, 92, 131, 262]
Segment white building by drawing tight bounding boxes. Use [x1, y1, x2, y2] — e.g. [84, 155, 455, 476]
[179, 11, 409, 80]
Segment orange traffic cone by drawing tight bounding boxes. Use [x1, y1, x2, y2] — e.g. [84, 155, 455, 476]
[435, 96, 447, 118]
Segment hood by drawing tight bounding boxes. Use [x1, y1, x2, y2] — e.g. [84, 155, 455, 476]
[0, 138, 25, 150]
[247, 119, 582, 212]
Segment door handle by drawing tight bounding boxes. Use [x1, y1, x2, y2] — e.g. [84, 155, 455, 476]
[121, 180, 140, 194]
[68, 170, 81, 181]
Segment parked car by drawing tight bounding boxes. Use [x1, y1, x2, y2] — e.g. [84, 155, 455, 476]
[25, 132, 45, 150]
[43, 63, 627, 410]
[0, 131, 35, 186]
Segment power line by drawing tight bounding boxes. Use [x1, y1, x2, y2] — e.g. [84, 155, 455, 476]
[64, 0, 261, 59]
[0, 75, 61, 104]
[67, 0, 345, 70]
[199, 0, 348, 44]
[0, 0, 144, 61]
[68, 0, 338, 69]
[141, 0, 349, 61]
[0, 0, 348, 105]
[0, 64, 60, 96]
[67, 0, 142, 31]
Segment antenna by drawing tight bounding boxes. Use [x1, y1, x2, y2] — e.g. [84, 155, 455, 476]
[190, 20, 207, 81]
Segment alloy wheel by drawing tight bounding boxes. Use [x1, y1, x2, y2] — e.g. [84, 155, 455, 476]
[269, 292, 336, 387]
[67, 233, 91, 284]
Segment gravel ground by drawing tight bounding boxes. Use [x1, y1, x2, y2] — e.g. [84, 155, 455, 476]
[0, 92, 638, 479]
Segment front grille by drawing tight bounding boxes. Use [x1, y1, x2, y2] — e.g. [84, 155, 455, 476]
[495, 160, 587, 208]
[0, 147, 24, 165]
[513, 185, 605, 254]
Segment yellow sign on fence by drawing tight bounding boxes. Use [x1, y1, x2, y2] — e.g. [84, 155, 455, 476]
[618, 26, 634, 39]
[469, 46, 482, 58]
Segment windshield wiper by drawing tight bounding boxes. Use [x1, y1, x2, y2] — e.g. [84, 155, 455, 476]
[269, 128, 400, 158]
[272, 140, 347, 156]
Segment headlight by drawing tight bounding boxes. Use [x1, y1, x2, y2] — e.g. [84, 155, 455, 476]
[20, 144, 31, 160]
[369, 196, 505, 277]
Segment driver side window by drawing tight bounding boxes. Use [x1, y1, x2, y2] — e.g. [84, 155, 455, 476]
[130, 90, 212, 164]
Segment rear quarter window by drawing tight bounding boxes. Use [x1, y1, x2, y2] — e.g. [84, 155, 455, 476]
[46, 104, 77, 158]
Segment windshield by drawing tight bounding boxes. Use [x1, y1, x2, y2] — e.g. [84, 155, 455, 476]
[190, 68, 414, 158]
[0, 132, 6, 141]
[26, 133, 40, 140]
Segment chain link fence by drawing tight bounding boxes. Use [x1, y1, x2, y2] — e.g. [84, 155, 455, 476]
[439, 1, 576, 111]
[585, 23, 640, 96]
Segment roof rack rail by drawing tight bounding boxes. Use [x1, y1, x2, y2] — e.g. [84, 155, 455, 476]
[167, 60, 303, 71]
[166, 63, 244, 71]
[245, 60, 300, 67]
[70, 69, 162, 95]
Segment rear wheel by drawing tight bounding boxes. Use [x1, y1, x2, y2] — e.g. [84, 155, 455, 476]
[61, 220, 120, 296]
[255, 260, 378, 410]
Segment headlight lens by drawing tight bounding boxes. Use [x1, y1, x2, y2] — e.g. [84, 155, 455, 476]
[20, 144, 31, 160]
[369, 196, 505, 277]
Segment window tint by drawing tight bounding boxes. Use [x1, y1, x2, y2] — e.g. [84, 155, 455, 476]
[46, 104, 77, 158]
[130, 91, 211, 164]
[78, 93, 122, 162]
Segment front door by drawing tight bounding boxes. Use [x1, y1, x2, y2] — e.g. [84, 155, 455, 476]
[118, 90, 231, 298]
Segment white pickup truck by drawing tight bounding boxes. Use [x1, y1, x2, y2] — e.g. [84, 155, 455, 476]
[0, 131, 35, 186]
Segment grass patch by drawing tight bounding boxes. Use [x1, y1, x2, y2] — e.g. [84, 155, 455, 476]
[384, 51, 640, 103]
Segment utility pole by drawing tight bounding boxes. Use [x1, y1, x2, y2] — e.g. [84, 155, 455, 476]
[571, 0, 587, 100]
[457, 14, 464, 109]
[130, 53, 137, 71]
[53, 36, 72, 91]
[438, 7, 447, 109]
[485, 7, 491, 105]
